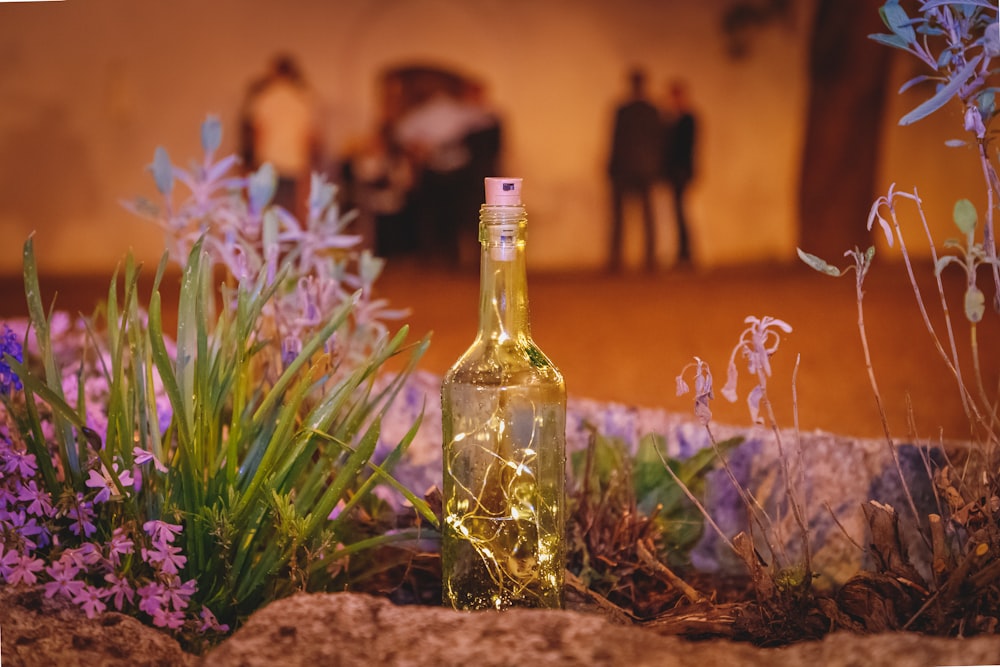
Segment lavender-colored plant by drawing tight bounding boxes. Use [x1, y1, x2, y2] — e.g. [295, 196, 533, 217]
[799, 0, 1000, 633]
[0, 117, 434, 641]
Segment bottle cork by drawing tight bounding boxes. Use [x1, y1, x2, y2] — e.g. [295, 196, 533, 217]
[484, 177, 522, 206]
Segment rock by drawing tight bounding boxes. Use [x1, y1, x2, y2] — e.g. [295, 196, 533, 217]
[0, 585, 195, 667]
[203, 592, 1000, 667]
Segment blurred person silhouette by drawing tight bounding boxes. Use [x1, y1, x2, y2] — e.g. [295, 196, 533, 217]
[394, 78, 501, 267]
[661, 78, 697, 266]
[341, 122, 417, 257]
[240, 53, 321, 220]
[607, 67, 663, 272]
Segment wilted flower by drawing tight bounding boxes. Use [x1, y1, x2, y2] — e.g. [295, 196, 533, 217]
[722, 316, 793, 423]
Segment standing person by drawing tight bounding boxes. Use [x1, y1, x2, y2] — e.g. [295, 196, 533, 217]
[240, 53, 321, 220]
[662, 79, 697, 266]
[607, 67, 663, 272]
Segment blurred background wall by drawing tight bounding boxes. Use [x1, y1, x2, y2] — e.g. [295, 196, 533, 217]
[0, 0, 982, 275]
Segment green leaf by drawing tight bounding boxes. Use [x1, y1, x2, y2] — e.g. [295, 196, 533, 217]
[965, 284, 986, 323]
[953, 198, 978, 235]
[796, 248, 842, 276]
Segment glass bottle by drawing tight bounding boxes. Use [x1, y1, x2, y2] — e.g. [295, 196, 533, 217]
[441, 177, 566, 611]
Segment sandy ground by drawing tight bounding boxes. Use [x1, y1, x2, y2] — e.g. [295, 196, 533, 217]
[2, 257, 996, 442]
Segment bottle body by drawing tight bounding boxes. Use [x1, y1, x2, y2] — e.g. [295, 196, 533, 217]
[441, 178, 566, 610]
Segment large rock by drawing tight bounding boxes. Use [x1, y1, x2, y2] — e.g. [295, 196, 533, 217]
[204, 592, 1000, 667]
[0, 586, 195, 667]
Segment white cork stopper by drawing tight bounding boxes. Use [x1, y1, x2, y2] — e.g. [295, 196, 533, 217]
[484, 177, 522, 206]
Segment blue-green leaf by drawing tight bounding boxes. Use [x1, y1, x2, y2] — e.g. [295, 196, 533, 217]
[879, 0, 916, 43]
[201, 115, 223, 154]
[900, 55, 983, 125]
[151, 147, 173, 196]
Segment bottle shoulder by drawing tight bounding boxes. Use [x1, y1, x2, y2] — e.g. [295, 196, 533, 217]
[444, 336, 564, 387]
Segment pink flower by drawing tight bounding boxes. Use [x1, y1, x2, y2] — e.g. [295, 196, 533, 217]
[198, 606, 230, 633]
[142, 543, 187, 575]
[103, 572, 135, 611]
[107, 527, 134, 566]
[137, 581, 165, 617]
[17, 480, 54, 518]
[152, 608, 186, 629]
[7, 553, 44, 585]
[0, 544, 19, 580]
[72, 584, 108, 619]
[43, 558, 85, 599]
[142, 519, 183, 546]
[133, 446, 168, 474]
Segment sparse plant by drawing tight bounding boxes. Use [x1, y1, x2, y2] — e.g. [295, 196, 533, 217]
[797, 0, 1000, 634]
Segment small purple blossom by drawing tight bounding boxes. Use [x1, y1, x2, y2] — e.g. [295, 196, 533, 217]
[152, 608, 187, 629]
[64, 494, 97, 537]
[103, 572, 136, 610]
[0, 324, 24, 395]
[142, 543, 187, 575]
[4, 449, 37, 478]
[43, 557, 85, 599]
[198, 606, 229, 633]
[17, 480, 55, 518]
[0, 543, 21, 580]
[107, 527, 135, 566]
[143, 519, 183, 545]
[133, 446, 168, 474]
[6, 552, 44, 585]
[137, 581, 165, 616]
[73, 584, 109, 619]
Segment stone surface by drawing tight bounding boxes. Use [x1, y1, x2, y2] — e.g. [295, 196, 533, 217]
[0, 586, 195, 667]
[203, 592, 1000, 667]
[5, 587, 1000, 666]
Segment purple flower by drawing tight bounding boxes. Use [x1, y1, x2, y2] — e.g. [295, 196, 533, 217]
[142, 543, 187, 575]
[133, 446, 168, 474]
[137, 581, 165, 616]
[64, 494, 97, 537]
[6, 552, 44, 585]
[152, 608, 187, 629]
[17, 480, 55, 518]
[65, 542, 103, 568]
[72, 584, 108, 619]
[43, 558, 85, 599]
[161, 576, 196, 611]
[0, 543, 21, 580]
[198, 606, 230, 633]
[103, 572, 135, 611]
[6, 510, 49, 550]
[85, 465, 135, 503]
[4, 449, 37, 478]
[142, 519, 183, 546]
[107, 527, 134, 566]
[0, 324, 23, 395]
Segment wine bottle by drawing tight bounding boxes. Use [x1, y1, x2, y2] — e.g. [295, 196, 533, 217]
[441, 177, 567, 610]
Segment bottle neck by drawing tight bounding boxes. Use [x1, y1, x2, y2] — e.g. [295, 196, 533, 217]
[477, 203, 530, 342]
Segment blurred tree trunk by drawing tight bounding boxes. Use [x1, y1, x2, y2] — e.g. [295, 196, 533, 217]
[798, 0, 892, 256]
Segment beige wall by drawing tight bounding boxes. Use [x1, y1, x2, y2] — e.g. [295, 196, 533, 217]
[0, 0, 979, 275]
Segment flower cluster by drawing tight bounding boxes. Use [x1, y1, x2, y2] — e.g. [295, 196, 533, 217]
[126, 116, 406, 387]
[0, 386, 227, 632]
